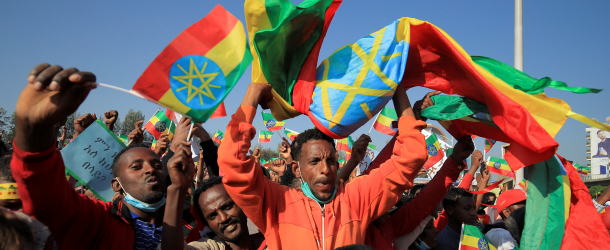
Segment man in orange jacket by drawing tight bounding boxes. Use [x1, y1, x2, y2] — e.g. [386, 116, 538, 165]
[217, 83, 428, 249]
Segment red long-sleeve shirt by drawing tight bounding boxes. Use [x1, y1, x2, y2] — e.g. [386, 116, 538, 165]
[364, 157, 466, 250]
[434, 172, 474, 231]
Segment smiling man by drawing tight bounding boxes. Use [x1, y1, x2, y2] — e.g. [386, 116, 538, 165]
[9, 63, 197, 249]
[217, 83, 428, 249]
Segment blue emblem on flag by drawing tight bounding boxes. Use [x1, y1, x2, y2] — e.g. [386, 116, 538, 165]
[169, 55, 227, 110]
[428, 144, 438, 156]
[155, 121, 167, 133]
[477, 238, 489, 250]
[494, 162, 501, 169]
[309, 18, 409, 138]
[266, 120, 276, 129]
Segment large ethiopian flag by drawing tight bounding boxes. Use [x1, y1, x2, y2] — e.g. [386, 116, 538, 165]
[132, 5, 252, 123]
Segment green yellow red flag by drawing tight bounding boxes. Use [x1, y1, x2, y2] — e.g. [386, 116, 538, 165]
[262, 111, 286, 132]
[259, 131, 273, 143]
[132, 5, 252, 123]
[373, 107, 398, 136]
[459, 224, 501, 250]
[212, 130, 224, 144]
[424, 134, 444, 170]
[284, 128, 299, 141]
[486, 156, 515, 178]
[144, 110, 175, 140]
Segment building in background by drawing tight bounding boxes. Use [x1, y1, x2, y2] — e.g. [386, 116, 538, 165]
[587, 124, 610, 175]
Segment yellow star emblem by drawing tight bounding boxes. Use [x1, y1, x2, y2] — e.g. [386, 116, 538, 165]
[172, 57, 221, 105]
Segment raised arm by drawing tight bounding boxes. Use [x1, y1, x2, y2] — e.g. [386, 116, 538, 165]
[345, 84, 428, 223]
[217, 83, 281, 233]
[11, 63, 115, 249]
[337, 134, 371, 185]
[391, 136, 471, 237]
[192, 123, 220, 177]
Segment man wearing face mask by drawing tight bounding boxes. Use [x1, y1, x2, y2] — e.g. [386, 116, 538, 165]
[9, 63, 197, 250]
[217, 83, 428, 249]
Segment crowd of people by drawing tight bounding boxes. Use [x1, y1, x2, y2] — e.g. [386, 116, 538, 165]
[0, 63, 609, 250]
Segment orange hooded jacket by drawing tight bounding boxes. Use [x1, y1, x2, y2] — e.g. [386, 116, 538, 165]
[217, 105, 427, 250]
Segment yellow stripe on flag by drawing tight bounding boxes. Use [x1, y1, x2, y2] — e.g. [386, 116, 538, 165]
[462, 235, 497, 250]
[158, 90, 192, 115]
[245, 0, 272, 84]
[377, 113, 394, 127]
[205, 21, 248, 76]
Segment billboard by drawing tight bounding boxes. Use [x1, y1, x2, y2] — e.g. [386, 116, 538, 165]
[590, 128, 610, 174]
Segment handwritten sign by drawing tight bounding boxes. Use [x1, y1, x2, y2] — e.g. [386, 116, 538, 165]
[357, 148, 379, 174]
[62, 120, 126, 201]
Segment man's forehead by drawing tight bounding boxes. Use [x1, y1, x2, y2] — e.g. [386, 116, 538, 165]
[200, 185, 231, 209]
[120, 147, 159, 162]
[302, 140, 335, 157]
[457, 196, 475, 206]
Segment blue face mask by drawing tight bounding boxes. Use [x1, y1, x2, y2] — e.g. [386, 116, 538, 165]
[298, 164, 337, 204]
[116, 178, 166, 212]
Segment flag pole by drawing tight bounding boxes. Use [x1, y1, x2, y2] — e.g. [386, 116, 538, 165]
[367, 112, 381, 135]
[186, 123, 195, 141]
[514, 0, 525, 188]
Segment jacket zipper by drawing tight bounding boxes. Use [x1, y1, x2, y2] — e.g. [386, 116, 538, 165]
[315, 202, 325, 250]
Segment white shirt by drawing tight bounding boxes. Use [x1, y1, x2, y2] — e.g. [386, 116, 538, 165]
[394, 216, 433, 250]
[485, 228, 517, 250]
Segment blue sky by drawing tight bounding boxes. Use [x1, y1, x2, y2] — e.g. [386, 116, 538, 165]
[1, 0, 608, 169]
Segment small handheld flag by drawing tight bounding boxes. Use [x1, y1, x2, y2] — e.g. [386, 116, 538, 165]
[284, 128, 299, 141]
[151, 139, 157, 150]
[118, 134, 129, 145]
[337, 136, 353, 153]
[131, 5, 252, 123]
[459, 224, 501, 250]
[373, 107, 398, 136]
[144, 110, 175, 140]
[573, 163, 591, 175]
[259, 131, 273, 143]
[262, 111, 286, 132]
[424, 134, 444, 170]
[212, 130, 224, 144]
[484, 138, 496, 154]
[486, 156, 515, 178]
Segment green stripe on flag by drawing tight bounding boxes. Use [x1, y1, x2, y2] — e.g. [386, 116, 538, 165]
[380, 107, 398, 120]
[368, 144, 376, 150]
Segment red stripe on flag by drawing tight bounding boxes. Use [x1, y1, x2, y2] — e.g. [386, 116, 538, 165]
[373, 121, 397, 136]
[210, 102, 227, 119]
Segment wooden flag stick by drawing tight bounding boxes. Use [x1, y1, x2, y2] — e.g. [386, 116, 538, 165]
[367, 112, 380, 135]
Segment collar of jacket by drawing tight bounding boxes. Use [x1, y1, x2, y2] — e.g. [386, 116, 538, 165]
[111, 198, 198, 239]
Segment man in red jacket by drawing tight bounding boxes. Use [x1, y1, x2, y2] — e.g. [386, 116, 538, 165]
[10, 63, 197, 249]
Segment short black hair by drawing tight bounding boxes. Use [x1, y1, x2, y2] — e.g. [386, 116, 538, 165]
[505, 206, 526, 245]
[280, 164, 297, 187]
[111, 144, 151, 177]
[409, 184, 426, 196]
[598, 130, 605, 136]
[442, 187, 473, 209]
[0, 157, 15, 183]
[482, 192, 496, 201]
[290, 128, 335, 161]
[334, 244, 374, 250]
[193, 176, 224, 223]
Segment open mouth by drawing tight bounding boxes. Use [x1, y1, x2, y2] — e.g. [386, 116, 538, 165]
[222, 222, 238, 233]
[315, 182, 332, 192]
[146, 176, 159, 185]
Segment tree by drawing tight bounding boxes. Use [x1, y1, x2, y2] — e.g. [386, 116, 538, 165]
[590, 185, 608, 198]
[1, 111, 16, 143]
[0, 108, 8, 130]
[64, 112, 81, 139]
[117, 109, 145, 136]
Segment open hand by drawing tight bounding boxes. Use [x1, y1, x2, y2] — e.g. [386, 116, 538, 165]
[167, 141, 195, 190]
[16, 63, 97, 152]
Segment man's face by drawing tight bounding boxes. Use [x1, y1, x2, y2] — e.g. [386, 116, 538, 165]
[116, 147, 166, 204]
[502, 201, 526, 218]
[599, 131, 607, 140]
[448, 196, 477, 225]
[0, 179, 22, 212]
[420, 219, 439, 248]
[199, 184, 248, 242]
[298, 140, 337, 201]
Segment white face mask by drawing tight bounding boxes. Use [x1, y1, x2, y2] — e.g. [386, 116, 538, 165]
[116, 177, 166, 212]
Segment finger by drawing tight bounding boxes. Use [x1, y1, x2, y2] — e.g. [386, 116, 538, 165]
[68, 71, 96, 84]
[425, 91, 442, 98]
[92, 113, 97, 120]
[33, 65, 63, 91]
[49, 67, 79, 91]
[135, 121, 143, 129]
[28, 63, 51, 83]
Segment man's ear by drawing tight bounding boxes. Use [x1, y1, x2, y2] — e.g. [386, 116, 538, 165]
[502, 208, 511, 218]
[445, 206, 454, 216]
[111, 178, 123, 193]
[291, 162, 301, 179]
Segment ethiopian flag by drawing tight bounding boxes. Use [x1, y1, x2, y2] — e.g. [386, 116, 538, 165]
[246, 0, 342, 120]
[151, 139, 157, 150]
[284, 128, 299, 141]
[424, 134, 444, 170]
[337, 136, 353, 153]
[486, 156, 515, 178]
[144, 110, 175, 140]
[373, 107, 397, 136]
[573, 163, 590, 175]
[118, 134, 129, 146]
[259, 131, 273, 143]
[459, 224, 500, 250]
[484, 138, 496, 154]
[261, 111, 285, 132]
[212, 130, 224, 144]
[132, 5, 252, 123]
